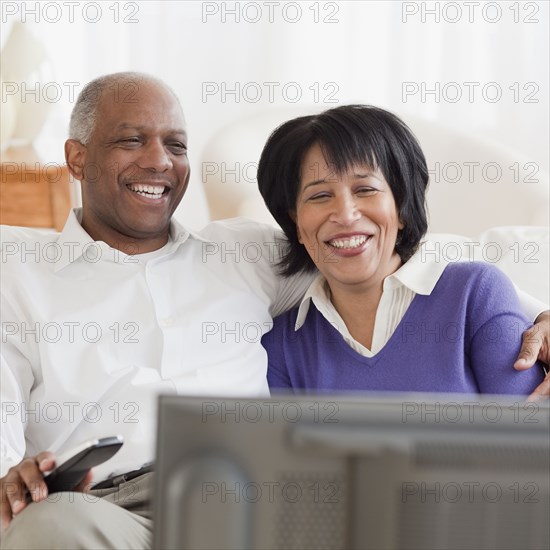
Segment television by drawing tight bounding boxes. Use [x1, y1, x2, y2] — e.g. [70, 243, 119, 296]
[153, 394, 549, 550]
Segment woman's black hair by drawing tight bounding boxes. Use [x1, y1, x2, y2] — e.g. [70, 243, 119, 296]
[257, 105, 429, 276]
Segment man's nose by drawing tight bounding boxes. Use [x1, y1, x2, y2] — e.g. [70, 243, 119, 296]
[330, 194, 361, 225]
[138, 140, 173, 172]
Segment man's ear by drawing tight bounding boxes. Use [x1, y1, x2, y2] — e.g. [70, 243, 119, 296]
[65, 139, 86, 181]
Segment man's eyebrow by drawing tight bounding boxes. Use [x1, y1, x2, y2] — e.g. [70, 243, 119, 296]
[113, 123, 187, 135]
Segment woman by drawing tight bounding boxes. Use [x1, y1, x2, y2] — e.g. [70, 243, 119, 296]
[258, 105, 544, 394]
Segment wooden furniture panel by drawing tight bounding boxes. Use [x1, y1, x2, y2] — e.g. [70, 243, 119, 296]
[1, 150, 72, 231]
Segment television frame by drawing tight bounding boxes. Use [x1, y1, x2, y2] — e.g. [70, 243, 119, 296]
[153, 393, 550, 550]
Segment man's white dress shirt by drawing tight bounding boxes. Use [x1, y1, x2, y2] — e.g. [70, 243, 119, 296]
[0, 210, 311, 480]
[1, 222, 545, 481]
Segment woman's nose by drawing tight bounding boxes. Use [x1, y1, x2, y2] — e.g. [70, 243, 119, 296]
[330, 194, 361, 225]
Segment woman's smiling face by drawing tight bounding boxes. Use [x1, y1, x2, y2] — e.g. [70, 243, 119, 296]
[295, 142, 404, 293]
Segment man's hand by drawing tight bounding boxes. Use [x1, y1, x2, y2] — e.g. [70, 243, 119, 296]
[0, 452, 92, 532]
[0, 452, 54, 531]
[514, 310, 550, 401]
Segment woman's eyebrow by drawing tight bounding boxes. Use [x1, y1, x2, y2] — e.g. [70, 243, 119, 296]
[301, 179, 327, 190]
[301, 170, 378, 189]
[353, 171, 376, 178]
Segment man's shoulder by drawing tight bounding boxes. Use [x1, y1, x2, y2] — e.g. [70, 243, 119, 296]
[197, 217, 283, 244]
[1, 225, 62, 276]
[1, 224, 61, 251]
[0, 224, 61, 245]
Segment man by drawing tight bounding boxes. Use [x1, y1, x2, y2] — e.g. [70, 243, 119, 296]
[1, 72, 548, 549]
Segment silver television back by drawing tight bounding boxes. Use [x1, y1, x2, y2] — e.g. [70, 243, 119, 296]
[153, 394, 549, 550]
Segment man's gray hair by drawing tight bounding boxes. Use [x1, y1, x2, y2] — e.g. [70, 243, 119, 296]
[69, 72, 181, 145]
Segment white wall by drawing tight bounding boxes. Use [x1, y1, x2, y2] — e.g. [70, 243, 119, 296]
[1, 0, 548, 229]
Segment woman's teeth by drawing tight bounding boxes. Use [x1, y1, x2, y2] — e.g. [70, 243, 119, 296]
[328, 235, 369, 249]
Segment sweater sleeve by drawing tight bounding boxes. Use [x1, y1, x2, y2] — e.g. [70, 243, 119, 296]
[467, 264, 545, 395]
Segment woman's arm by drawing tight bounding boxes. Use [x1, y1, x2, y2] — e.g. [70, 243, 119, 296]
[468, 266, 545, 395]
[262, 317, 295, 391]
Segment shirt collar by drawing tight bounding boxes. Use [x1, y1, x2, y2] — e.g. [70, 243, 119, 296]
[294, 275, 331, 331]
[54, 208, 207, 273]
[386, 239, 448, 294]
[294, 239, 448, 331]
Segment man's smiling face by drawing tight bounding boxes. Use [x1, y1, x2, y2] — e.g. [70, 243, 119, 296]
[73, 79, 190, 251]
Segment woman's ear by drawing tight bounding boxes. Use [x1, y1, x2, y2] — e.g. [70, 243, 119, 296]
[289, 211, 303, 243]
[64, 139, 87, 181]
[398, 213, 405, 231]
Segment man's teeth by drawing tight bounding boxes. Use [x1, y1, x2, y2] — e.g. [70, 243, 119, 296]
[128, 184, 166, 199]
[329, 235, 369, 249]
